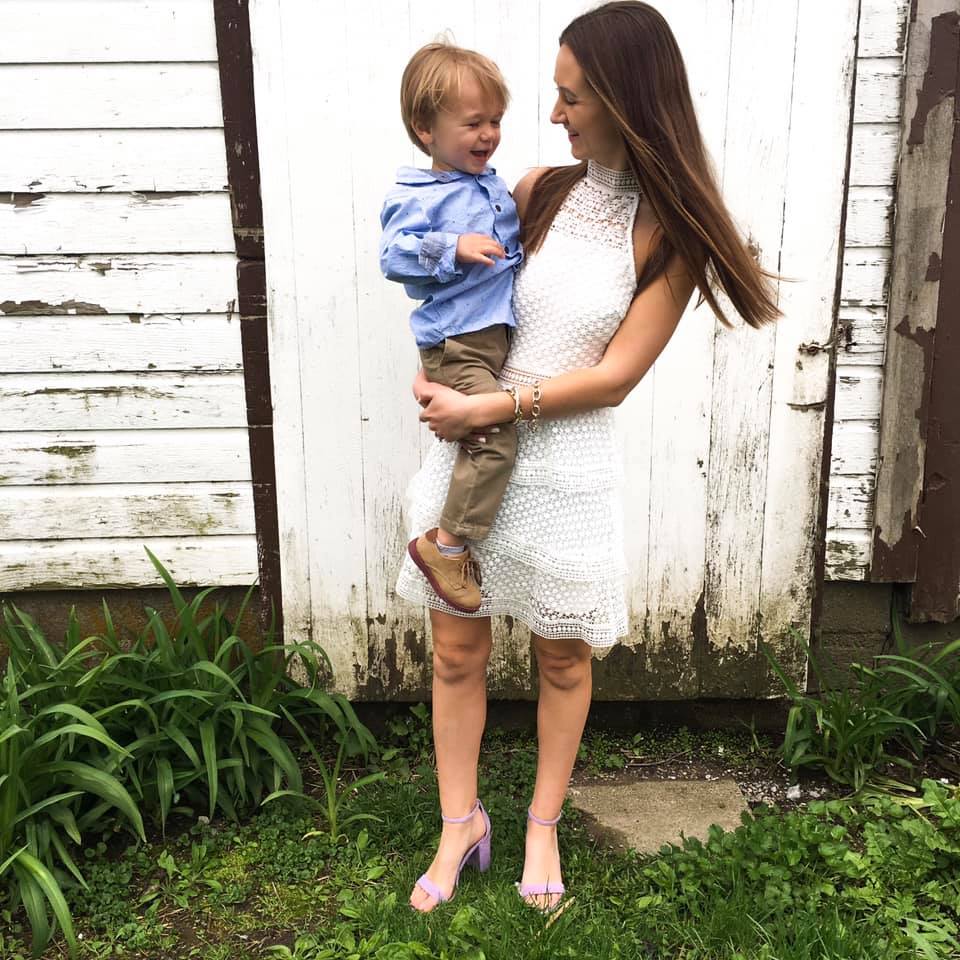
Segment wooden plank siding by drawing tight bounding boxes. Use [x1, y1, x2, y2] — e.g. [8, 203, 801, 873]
[2, 315, 243, 372]
[825, 0, 911, 580]
[251, 0, 860, 700]
[0, 484, 254, 540]
[0, 0, 257, 589]
[698, 0, 798, 696]
[0, 430, 252, 484]
[0, 193, 236, 254]
[0, 0, 923, 692]
[0, 130, 230, 193]
[871, 1, 958, 592]
[909, 8, 960, 621]
[757, 0, 861, 695]
[0, 538, 256, 591]
[0, 1, 219, 63]
[872, 2, 960, 621]
[0, 373, 249, 430]
[0, 64, 224, 129]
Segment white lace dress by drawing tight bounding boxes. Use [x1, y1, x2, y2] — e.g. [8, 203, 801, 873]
[395, 159, 642, 647]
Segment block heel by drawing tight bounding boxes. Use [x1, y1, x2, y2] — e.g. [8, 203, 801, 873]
[411, 798, 492, 908]
[471, 829, 492, 872]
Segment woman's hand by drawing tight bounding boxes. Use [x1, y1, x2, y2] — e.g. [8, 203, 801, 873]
[418, 381, 477, 441]
[412, 369, 498, 446]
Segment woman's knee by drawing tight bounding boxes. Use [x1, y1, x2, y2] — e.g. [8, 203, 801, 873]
[430, 612, 491, 681]
[532, 636, 591, 689]
[433, 640, 488, 681]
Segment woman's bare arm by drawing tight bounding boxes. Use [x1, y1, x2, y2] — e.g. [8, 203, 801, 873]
[418, 260, 695, 439]
[512, 165, 550, 218]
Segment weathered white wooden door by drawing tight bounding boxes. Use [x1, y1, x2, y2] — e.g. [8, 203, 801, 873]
[249, 0, 859, 700]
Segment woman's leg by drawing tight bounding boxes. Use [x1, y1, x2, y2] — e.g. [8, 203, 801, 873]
[520, 633, 593, 909]
[410, 609, 493, 912]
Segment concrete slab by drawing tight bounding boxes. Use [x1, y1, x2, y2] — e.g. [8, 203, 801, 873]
[567, 779, 750, 855]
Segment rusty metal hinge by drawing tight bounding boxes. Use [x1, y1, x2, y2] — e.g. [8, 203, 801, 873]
[798, 340, 834, 355]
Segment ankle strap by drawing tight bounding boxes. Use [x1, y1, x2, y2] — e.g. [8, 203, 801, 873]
[441, 797, 480, 823]
[528, 805, 562, 826]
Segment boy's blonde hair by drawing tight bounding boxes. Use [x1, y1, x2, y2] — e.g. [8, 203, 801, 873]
[400, 41, 510, 156]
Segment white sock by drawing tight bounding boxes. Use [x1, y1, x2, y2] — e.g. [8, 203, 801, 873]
[436, 540, 466, 556]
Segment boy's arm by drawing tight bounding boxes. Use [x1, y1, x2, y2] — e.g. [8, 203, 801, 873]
[379, 192, 462, 286]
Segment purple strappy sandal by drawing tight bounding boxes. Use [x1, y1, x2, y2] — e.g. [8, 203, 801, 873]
[515, 805, 566, 912]
[412, 797, 491, 907]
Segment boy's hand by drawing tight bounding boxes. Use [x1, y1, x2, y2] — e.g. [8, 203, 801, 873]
[456, 234, 505, 267]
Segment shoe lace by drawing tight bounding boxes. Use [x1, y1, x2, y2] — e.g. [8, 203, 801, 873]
[457, 556, 483, 590]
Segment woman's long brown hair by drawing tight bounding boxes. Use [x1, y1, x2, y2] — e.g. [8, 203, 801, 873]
[523, 1, 781, 329]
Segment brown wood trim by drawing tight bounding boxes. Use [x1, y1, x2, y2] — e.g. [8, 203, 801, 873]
[212, 0, 264, 261]
[871, 1, 956, 582]
[911, 11, 960, 621]
[213, 0, 283, 639]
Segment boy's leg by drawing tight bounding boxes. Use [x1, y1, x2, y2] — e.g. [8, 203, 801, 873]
[411, 326, 515, 612]
[419, 341, 465, 548]
[424, 326, 517, 540]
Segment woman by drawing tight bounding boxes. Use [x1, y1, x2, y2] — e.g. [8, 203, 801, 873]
[397, 0, 780, 914]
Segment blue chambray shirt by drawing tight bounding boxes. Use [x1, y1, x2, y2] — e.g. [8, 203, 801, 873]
[379, 165, 523, 348]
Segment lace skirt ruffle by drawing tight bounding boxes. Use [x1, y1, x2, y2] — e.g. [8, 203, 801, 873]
[395, 407, 629, 647]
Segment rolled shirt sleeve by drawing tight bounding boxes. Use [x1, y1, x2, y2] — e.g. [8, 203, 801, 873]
[379, 194, 462, 287]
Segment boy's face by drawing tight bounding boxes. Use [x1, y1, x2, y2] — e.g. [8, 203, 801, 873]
[416, 73, 503, 174]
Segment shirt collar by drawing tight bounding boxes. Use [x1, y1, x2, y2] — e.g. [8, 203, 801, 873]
[395, 164, 496, 185]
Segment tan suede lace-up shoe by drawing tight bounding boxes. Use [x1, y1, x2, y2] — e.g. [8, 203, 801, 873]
[407, 528, 482, 612]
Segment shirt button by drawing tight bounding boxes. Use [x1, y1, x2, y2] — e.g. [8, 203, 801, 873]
[495, 204, 501, 212]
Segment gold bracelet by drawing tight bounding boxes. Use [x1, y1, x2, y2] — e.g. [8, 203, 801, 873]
[529, 382, 542, 430]
[505, 385, 522, 425]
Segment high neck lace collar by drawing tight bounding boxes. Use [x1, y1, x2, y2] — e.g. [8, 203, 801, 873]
[586, 158, 641, 195]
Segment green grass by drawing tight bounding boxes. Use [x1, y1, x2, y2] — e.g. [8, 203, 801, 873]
[2, 719, 958, 960]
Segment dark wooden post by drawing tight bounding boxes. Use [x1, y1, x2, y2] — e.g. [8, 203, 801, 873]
[212, 0, 284, 641]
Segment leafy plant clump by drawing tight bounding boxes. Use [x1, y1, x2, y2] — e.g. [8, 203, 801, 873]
[0, 647, 146, 958]
[762, 599, 960, 793]
[0, 547, 383, 958]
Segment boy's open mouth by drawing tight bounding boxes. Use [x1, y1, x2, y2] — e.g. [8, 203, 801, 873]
[471, 150, 489, 158]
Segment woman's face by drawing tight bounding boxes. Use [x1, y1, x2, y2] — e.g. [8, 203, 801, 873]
[550, 43, 626, 169]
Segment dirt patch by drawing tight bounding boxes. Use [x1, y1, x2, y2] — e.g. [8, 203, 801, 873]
[570, 725, 960, 812]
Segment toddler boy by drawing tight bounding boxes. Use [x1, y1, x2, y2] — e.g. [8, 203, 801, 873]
[379, 41, 523, 612]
